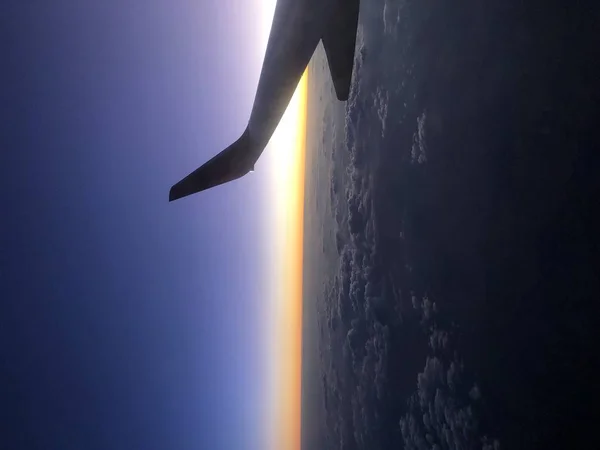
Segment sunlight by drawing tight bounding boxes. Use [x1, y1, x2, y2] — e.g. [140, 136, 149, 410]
[257, 0, 308, 449]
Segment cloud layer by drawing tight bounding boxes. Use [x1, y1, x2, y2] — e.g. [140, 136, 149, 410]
[315, 7, 500, 449]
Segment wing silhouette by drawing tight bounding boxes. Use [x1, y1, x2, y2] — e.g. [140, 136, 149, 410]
[169, 128, 254, 202]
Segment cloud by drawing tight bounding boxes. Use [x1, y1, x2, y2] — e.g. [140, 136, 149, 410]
[373, 86, 389, 138]
[446, 360, 463, 393]
[411, 110, 428, 164]
[469, 384, 481, 401]
[318, 34, 397, 448]
[429, 328, 449, 351]
[399, 327, 501, 450]
[411, 293, 438, 325]
[316, 13, 500, 449]
[382, 0, 403, 37]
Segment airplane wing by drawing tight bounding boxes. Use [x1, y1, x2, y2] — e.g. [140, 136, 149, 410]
[169, 0, 362, 203]
[169, 128, 254, 202]
[321, 0, 360, 101]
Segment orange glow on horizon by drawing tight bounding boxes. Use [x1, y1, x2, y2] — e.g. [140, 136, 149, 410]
[268, 70, 308, 450]
[260, 3, 308, 449]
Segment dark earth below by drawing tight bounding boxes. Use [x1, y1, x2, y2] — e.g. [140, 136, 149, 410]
[302, 0, 600, 449]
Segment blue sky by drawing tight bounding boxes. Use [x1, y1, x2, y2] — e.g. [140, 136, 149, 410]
[1, 1, 276, 449]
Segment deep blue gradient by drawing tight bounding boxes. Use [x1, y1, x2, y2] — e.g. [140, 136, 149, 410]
[1, 2, 270, 449]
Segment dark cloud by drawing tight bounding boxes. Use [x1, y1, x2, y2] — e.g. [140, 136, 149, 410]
[317, 35, 395, 448]
[373, 86, 389, 138]
[411, 110, 428, 164]
[398, 303, 501, 450]
[428, 328, 449, 351]
[315, 9, 503, 450]
[382, 0, 401, 37]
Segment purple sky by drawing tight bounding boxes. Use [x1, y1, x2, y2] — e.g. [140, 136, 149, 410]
[1, 1, 277, 449]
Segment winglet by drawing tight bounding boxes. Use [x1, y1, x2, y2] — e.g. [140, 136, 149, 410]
[322, 0, 360, 101]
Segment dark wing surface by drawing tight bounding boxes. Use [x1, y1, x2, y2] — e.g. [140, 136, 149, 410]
[169, 128, 254, 202]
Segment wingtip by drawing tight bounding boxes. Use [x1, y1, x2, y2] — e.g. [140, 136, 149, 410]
[168, 128, 255, 202]
[168, 186, 179, 202]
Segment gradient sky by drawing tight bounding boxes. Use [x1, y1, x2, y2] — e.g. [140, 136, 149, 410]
[1, 1, 306, 449]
